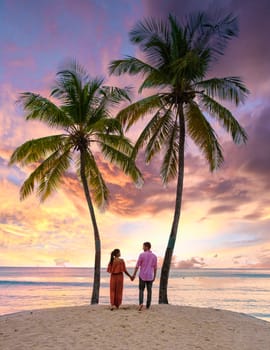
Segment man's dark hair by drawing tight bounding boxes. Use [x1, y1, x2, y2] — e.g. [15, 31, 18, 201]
[143, 242, 151, 249]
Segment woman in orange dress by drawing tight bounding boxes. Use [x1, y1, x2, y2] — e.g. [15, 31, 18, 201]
[107, 249, 132, 310]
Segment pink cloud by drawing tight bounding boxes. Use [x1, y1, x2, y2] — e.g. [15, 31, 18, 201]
[7, 56, 36, 69]
[158, 255, 206, 269]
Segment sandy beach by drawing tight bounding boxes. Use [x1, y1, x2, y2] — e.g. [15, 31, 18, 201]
[1, 304, 270, 350]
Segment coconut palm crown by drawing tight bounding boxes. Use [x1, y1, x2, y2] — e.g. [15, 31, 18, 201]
[109, 12, 249, 303]
[9, 60, 143, 304]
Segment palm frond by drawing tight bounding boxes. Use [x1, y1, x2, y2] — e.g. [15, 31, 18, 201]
[160, 119, 179, 184]
[9, 135, 68, 166]
[204, 12, 238, 56]
[97, 134, 134, 156]
[185, 11, 238, 58]
[145, 109, 175, 162]
[20, 171, 39, 200]
[53, 60, 89, 99]
[58, 59, 89, 81]
[109, 56, 154, 77]
[87, 103, 109, 127]
[129, 16, 170, 46]
[130, 17, 178, 70]
[138, 70, 171, 93]
[200, 94, 248, 144]
[37, 150, 72, 201]
[100, 86, 131, 105]
[195, 76, 249, 105]
[17, 93, 71, 127]
[52, 61, 100, 124]
[116, 94, 163, 130]
[19, 148, 71, 200]
[184, 11, 206, 44]
[131, 107, 168, 159]
[169, 50, 207, 83]
[186, 101, 224, 171]
[101, 143, 143, 187]
[91, 117, 123, 135]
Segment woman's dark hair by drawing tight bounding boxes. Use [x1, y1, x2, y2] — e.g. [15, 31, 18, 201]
[109, 249, 120, 265]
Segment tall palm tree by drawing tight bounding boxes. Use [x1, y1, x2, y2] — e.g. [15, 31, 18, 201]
[9, 60, 142, 304]
[109, 12, 249, 303]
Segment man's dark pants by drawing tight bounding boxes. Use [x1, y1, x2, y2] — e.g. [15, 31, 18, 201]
[139, 277, 153, 308]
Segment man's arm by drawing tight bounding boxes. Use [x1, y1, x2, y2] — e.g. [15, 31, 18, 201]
[153, 267, 157, 282]
[132, 266, 139, 281]
[153, 255, 158, 281]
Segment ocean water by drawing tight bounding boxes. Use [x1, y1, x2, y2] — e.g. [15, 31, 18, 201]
[0, 267, 269, 322]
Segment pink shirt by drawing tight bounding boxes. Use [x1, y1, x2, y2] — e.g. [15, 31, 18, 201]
[136, 250, 157, 281]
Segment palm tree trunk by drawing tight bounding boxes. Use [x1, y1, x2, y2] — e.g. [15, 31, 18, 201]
[159, 103, 185, 304]
[80, 151, 101, 304]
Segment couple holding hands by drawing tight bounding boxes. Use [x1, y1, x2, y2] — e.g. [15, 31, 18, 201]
[107, 242, 157, 311]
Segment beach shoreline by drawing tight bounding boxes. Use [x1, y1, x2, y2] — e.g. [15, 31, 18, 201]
[1, 304, 270, 349]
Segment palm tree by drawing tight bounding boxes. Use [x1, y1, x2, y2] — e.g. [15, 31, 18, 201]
[109, 12, 249, 303]
[9, 60, 142, 304]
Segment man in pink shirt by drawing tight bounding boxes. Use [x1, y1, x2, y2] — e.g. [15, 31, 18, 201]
[132, 242, 157, 310]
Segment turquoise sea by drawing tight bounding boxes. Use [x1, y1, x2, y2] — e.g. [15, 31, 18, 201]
[0, 267, 269, 322]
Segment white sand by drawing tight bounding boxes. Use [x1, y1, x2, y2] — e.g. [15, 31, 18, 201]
[1, 304, 270, 349]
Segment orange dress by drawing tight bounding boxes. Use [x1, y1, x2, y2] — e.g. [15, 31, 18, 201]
[107, 258, 127, 307]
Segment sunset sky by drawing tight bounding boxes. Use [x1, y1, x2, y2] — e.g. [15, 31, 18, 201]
[0, 0, 269, 269]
